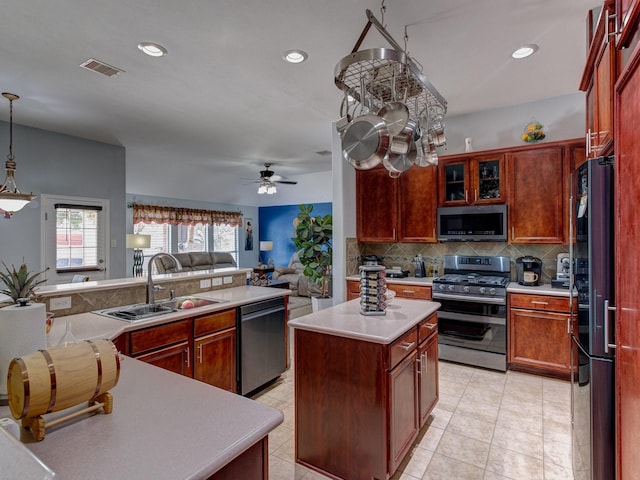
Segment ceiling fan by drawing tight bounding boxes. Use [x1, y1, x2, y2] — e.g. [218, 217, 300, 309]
[252, 164, 297, 194]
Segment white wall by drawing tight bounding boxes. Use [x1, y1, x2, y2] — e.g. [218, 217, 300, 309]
[440, 93, 585, 154]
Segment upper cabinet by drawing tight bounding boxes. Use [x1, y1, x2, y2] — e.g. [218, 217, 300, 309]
[438, 154, 506, 206]
[356, 165, 438, 243]
[580, 3, 617, 158]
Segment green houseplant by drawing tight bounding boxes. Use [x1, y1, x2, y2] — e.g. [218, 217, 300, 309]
[292, 204, 332, 298]
[0, 261, 48, 304]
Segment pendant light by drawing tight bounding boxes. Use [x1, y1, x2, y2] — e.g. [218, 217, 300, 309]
[0, 93, 36, 216]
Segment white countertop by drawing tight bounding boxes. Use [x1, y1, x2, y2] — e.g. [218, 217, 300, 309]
[46, 285, 291, 345]
[35, 267, 252, 296]
[346, 275, 434, 286]
[506, 282, 573, 297]
[1, 358, 283, 479]
[289, 298, 440, 344]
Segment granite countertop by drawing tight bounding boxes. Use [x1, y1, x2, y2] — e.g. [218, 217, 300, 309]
[0, 358, 283, 479]
[289, 298, 440, 344]
[46, 285, 291, 344]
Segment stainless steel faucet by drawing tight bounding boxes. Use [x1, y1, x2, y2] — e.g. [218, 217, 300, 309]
[146, 253, 180, 304]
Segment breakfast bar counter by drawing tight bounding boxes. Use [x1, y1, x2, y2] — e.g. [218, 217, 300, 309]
[0, 356, 283, 479]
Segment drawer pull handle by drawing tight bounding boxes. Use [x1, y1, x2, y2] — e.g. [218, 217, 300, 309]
[402, 290, 416, 294]
[185, 347, 190, 368]
[197, 344, 203, 364]
[424, 323, 437, 330]
[531, 301, 549, 305]
[400, 341, 416, 351]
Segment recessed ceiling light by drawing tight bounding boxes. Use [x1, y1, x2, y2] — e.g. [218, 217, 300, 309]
[282, 49, 308, 64]
[138, 42, 168, 57]
[512, 44, 538, 59]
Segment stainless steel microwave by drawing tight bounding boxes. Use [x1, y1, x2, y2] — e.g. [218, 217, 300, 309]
[437, 205, 508, 242]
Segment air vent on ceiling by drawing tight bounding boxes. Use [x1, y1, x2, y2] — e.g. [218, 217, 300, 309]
[79, 58, 125, 77]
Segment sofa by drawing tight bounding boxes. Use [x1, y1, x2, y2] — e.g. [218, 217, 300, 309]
[272, 252, 322, 319]
[153, 252, 237, 273]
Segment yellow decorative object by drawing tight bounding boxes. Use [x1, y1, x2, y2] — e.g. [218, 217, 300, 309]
[522, 120, 546, 143]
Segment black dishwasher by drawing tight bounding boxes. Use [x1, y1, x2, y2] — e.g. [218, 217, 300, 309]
[237, 297, 287, 395]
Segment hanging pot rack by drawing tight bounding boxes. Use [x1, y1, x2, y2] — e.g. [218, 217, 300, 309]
[334, 9, 447, 125]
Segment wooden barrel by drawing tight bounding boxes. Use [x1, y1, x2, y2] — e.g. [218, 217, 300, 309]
[7, 339, 120, 420]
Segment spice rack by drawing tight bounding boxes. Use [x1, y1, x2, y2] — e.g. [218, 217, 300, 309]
[359, 265, 387, 316]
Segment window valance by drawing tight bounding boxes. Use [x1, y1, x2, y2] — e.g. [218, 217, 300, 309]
[132, 203, 242, 227]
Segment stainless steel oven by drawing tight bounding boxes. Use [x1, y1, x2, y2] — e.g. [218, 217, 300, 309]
[432, 255, 510, 371]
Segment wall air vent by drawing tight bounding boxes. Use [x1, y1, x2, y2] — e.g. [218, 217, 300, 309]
[79, 58, 125, 77]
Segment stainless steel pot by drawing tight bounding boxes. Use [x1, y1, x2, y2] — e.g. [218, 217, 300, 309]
[342, 114, 390, 170]
[389, 119, 417, 155]
[377, 101, 409, 137]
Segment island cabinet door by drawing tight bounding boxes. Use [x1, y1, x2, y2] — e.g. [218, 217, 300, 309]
[388, 350, 419, 475]
[194, 327, 237, 392]
[418, 332, 439, 427]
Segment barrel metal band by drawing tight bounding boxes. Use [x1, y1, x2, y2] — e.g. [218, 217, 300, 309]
[86, 340, 103, 398]
[39, 349, 57, 414]
[13, 358, 30, 419]
[110, 341, 121, 385]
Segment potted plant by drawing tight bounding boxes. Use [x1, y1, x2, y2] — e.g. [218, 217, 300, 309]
[292, 204, 332, 311]
[0, 261, 48, 304]
[0, 261, 49, 399]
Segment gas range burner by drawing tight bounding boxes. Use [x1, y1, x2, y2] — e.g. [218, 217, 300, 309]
[434, 274, 509, 288]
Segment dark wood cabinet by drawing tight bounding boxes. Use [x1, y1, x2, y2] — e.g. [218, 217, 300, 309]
[580, 4, 617, 158]
[356, 165, 438, 243]
[356, 167, 398, 242]
[507, 145, 568, 244]
[136, 341, 193, 377]
[295, 313, 438, 479]
[508, 293, 572, 379]
[346, 279, 432, 301]
[438, 154, 506, 206]
[194, 309, 237, 392]
[613, 7, 640, 477]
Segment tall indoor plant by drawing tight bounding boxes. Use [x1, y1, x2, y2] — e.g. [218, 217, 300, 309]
[292, 204, 332, 299]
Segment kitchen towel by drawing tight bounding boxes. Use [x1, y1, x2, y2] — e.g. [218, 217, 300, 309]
[0, 303, 46, 396]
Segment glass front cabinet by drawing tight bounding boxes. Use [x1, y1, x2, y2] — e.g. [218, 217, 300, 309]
[439, 154, 506, 205]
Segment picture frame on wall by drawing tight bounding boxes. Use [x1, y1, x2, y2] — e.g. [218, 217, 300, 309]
[244, 218, 254, 251]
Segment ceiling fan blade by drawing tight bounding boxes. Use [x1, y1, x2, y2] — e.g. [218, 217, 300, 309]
[275, 180, 298, 185]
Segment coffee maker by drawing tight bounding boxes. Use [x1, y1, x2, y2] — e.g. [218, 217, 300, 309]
[515, 256, 542, 286]
[551, 253, 571, 289]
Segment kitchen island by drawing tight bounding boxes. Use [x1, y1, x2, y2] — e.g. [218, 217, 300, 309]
[289, 298, 440, 480]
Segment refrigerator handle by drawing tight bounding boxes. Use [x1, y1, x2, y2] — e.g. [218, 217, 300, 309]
[604, 299, 617, 353]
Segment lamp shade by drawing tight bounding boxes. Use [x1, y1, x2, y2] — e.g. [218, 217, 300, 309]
[259, 241, 273, 251]
[126, 233, 151, 249]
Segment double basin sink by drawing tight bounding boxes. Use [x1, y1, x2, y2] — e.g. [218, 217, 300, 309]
[96, 296, 226, 323]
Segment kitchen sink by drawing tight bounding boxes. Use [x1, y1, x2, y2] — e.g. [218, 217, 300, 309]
[95, 296, 226, 323]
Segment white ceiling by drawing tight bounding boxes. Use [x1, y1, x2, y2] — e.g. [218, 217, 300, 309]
[0, 0, 595, 207]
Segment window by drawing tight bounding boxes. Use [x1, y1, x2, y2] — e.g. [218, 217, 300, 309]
[134, 222, 239, 268]
[55, 204, 103, 271]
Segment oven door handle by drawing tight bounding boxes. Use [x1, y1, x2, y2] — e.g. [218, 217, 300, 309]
[432, 292, 506, 305]
[437, 310, 506, 326]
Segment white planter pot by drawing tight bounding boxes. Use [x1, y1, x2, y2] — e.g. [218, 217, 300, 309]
[0, 303, 46, 396]
[311, 296, 333, 313]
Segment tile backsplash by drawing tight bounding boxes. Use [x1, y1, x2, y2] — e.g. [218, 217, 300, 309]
[346, 238, 567, 285]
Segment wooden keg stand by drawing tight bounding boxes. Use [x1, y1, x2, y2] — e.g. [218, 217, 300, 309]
[7, 339, 120, 441]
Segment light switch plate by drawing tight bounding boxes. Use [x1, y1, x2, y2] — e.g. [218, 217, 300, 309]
[50, 296, 72, 310]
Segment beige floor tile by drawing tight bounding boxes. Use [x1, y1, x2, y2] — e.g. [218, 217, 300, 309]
[439, 378, 467, 397]
[543, 431, 572, 470]
[439, 361, 477, 384]
[447, 411, 496, 443]
[416, 425, 445, 452]
[491, 424, 544, 459]
[486, 444, 544, 480]
[435, 430, 491, 469]
[426, 407, 453, 430]
[435, 392, 461, 412]
[461, 384, 504, 406]
[395, 445, 435, 479]
[482, 471, 516, 480]
[496, 404, 543, 436]
[543, 460, 575, 480]
[421, 452, 485, 480]
[456, 396, 501, 424]
[542, 378, 571, 407]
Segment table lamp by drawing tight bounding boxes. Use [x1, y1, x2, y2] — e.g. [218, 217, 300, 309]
[126, 234, 151, 277]
[259, 241, 273, 266]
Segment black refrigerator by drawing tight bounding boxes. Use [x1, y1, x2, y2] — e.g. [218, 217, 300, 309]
[570, 157, 615, 480]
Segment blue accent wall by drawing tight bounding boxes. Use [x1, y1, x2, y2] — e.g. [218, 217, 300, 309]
[258, 203, 332, 267]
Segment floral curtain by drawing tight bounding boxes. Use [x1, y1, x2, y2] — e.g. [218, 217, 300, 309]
[132, 203, 242, 227]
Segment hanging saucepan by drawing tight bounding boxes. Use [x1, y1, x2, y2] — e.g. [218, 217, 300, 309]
[342, 114, 390, 170]
[389, 119, 417, 155]
[429, 111, 447, 147]
[376, 71, 409, 136]
[383, 152, 414, 178]
[335, 91, 352, 138]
